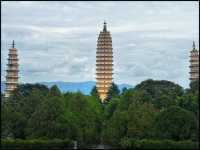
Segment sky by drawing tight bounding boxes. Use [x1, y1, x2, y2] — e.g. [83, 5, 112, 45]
[1, 1, 199, 88]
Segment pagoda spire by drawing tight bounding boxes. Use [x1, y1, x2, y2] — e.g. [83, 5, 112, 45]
[12, 40, 15, 48]
[192, 41, 196, 50]
[9, 40, 16, 49]
[103, 21, 107, 32]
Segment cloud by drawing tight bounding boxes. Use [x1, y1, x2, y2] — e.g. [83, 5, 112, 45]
[1, 1, 199, 88]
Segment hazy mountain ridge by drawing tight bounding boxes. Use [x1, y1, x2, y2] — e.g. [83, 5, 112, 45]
[1, 81, 133, 95]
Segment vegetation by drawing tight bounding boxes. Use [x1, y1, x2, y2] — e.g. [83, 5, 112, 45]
[1, 79, 199, 149]
[1, 139, 73, 150]
[119, 139, 198, 149]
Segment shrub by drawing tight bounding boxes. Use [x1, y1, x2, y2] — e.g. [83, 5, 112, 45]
[1, 139, 73, 150]
[119, 138, 198, 149]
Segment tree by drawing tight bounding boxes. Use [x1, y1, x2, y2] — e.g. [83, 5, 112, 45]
[155, 106, 198, 141]
[126, 102, 157, 139]
[134, 79, 184, 109]
[1, 100, 14, 139]
[106, 83, 120, 101]
[90, 86, 100, 99]
[118, 89, 150, 111]
[102, 110, 128, 145]
[177, 80, 199, 115]
[49, 85, 61, 97]
[103, 98, 120, 119]
[121, 87, 128, 95]
[189, 80, 199, 95]
[1, 80, 199, 146]
[63, 92, 102, 145]
[154, 94, 177, 109]
[26, 94, 67, 139]
[1, 84, 49, 139]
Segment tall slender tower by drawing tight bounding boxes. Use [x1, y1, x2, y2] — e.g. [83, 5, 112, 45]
[189, 41, 199, 82]
[96, 22, 113, 102]
[5, 40, 19, 97]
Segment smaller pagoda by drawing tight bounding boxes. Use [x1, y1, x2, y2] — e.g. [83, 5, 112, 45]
[5, 40, 19, 97]
[189, 41, 199, 82]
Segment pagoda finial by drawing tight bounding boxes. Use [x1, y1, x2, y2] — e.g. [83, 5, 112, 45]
[10, 40, 16, 48]
[12, 40, 15, 48]
[9, 40, 16, 48]
[193, 41, 196, 50]
[103, 21, 107, 32]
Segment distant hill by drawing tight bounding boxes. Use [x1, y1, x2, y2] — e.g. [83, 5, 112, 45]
[1, 81, 133, 95]
[1, 81, 6, 93]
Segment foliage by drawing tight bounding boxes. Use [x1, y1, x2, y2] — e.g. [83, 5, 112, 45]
[177, 80, 199, 115]
[1, 79, 199, 148]
[90, 86, 100, 100]
[189, 80, 199, 95]
[25, 87, 67, 139]
[1, 84, 49, 139]
[134, 79, 184, 109]
[63, 92, 103, 146]
[119, 138, 198, 149]
[126, 102, 157, 139]
[155, 106, 198, 141]
[102, 101, 157, 146]
[1, 139, 73, 150]
[106, 82, 120, 101]
[177, 93, 199, 114]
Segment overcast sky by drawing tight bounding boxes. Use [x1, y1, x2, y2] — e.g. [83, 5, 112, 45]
[1, 1, 199, 88]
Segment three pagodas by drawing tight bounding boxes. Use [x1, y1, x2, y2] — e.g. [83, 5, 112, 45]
[4, 23, 199, 102]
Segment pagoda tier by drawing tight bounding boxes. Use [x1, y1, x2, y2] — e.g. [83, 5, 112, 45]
[5, 40, 19, 98]
[96, 63, 113, 66]
[96, 59, 113, 62]
[96, 51, 113, 54]
[96, 53, 113, 56]
[96, 68, 112, 70]
[189, 41, 199, 82]
[96, 22, 113, 102]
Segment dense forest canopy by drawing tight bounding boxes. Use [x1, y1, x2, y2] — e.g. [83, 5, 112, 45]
[1, 79, 199, 148]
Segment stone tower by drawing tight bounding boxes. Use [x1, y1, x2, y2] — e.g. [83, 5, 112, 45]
[5, 40, 19, 97]
[96, 22, 113, 102]
[189, 41, 199, 82]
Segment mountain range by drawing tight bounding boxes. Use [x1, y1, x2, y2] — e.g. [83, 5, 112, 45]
[1, 81, 133, 95]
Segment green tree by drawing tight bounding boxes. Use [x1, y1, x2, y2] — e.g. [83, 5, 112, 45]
[26, 93, 67, 139]
[189, 80, 199, 95]
[102, 110, 128, 145]
[90, 86, 100, 99]
[126, 102, 157, 139]
[49, 85, 61, 97]
[1, 84, 49, 139]
[177, 93, 198, 114]
[103, 98, 120, 119]
[106, 83, 120, 101]
[63, 92, 102, 145]
[134, 79, 184, 109]
[1, 100, 15, 138]
[154, 94, 177, 109]
[155, 106, 198, 141]
[121, 87, 128, 95]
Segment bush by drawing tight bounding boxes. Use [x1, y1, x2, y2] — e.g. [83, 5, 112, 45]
[119, 138, 198, 149]
[155, 106, 198, 140]
[1, 139, 73, 150]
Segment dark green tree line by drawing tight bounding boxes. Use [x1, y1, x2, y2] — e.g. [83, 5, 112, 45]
[1, 79, 199, 148]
